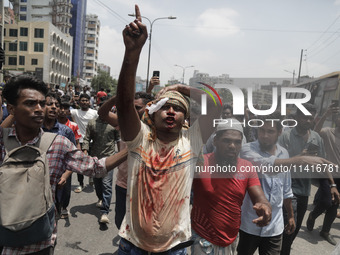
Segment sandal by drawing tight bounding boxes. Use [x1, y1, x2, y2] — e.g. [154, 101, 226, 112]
[74, 185, 83, 193]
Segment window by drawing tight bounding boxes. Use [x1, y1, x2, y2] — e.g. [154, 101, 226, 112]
[20, 27, 28, 36]
[19, 56, 25, 65]
[34, 42, 44, 52]
[19, 41, 27, 51]
[8, 57, 17, 65]
[31, 59, 38, 65]
[4, 28, 6, 36]
[9, 29, 18, 37]
[34, 28, 44, 38]
[9, 43, 17, 51]
[20, 15, 26, 21]
[20, 0, 27, 2]
[20, 6, 27, 11]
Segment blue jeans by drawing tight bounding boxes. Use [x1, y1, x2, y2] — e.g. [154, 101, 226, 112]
[118, 238, 186, 255]
[93, 170, 113, 214]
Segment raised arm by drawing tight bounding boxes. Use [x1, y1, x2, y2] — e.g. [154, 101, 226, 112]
[116, 5, 148, 141]
[97, 95, 118, 127]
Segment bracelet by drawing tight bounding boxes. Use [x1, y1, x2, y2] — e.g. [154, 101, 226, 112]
[330, 184, 337, 188]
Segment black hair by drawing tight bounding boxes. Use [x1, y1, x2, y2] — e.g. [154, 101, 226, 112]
[135, 92, 154, 105]
[223, 103, 233, 112]
[3, 75, 48, 105]
[79, 93, 90, 100]
[258, 111, 282, 131]
[60, 101, 71, 109]
[46, 92, 61, 106]
[61, 94, 71, 102]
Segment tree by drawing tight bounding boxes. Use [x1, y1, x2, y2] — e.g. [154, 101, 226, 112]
[91, 70, 117, 93]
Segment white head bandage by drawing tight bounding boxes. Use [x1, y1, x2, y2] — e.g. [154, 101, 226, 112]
[146, 97, 169, 115]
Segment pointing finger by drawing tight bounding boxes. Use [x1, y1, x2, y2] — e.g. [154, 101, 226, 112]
[135, 4, 142, 22]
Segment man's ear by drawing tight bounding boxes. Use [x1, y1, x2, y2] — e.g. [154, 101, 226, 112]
[7, 104, 15, 115]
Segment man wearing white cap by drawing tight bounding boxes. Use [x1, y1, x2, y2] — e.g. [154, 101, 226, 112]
[191, 118, 272, 255]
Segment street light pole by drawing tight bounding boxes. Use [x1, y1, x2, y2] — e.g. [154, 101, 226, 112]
[284, 69, 296, 85]
[174, 65, 194, 84]
[128, 14, 176, 91]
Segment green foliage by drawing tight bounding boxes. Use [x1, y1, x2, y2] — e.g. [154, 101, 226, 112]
[91, 70, 117, 93]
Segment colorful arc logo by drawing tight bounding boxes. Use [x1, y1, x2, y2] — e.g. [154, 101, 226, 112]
[197, 82, 223, 106]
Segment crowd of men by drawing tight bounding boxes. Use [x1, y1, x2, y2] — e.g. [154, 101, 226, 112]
[0, 4, 340, 255]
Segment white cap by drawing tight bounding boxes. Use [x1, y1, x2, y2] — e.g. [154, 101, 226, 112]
[215, 118, 244, 135]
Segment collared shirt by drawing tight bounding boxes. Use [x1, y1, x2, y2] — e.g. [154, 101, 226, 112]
[64, 119, 82, 142]
[0, 127, 107, 255]
[42, 120, 76, 145]
[82, 117, 120, 158]
[240, 140, 293, 237]
[278, 127, 325, 196]
[70, 108, 98, 143]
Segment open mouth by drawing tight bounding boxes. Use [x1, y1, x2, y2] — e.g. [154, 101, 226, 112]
[33, 116, 44, 123]
[165, 117, 175, 127]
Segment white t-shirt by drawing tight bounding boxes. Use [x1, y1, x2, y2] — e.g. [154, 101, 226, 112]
[119, 121, 203, 252]
[70, 108, 98, 143]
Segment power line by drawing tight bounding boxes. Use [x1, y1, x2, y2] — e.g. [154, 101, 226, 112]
[307, 14, 340, 50]
[307, 29, 340, 59]
[92, 0, 129, 25]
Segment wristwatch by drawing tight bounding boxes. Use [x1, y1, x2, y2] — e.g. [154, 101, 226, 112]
[330, 184, 337, 188]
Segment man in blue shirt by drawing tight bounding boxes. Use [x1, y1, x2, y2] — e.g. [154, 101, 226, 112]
[237, 112, 295, 255]
[42, 92, 76, 217]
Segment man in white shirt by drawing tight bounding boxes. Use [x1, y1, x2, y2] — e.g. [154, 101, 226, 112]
[70, 93, 98, 192]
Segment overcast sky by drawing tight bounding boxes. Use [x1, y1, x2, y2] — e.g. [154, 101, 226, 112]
[87, 0, 340, 85]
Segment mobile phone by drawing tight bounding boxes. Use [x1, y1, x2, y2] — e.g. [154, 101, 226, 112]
[307, 143, 319, 154]
[153, 70, 160, 77]
[331, 99, 339, 107]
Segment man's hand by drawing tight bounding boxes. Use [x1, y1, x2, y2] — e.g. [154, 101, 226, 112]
[147, 76, 160, 93]
[297, 155, 332, 166]
[122, 5, 148, 51]
[58, 176, 67, 188]
[252, 202, 272, 227]
[331, 186, 340, 204]
[284, 217, 296, 235]
[58, 170, 72, 188]
[156, 84, 181, 99]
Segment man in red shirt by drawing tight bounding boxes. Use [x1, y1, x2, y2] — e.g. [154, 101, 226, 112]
[96, 88, 107, 106]
[191, 119, 272, 254]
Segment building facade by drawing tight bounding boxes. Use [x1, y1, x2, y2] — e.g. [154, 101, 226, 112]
[189, 70, 233, 86]
[3, 21, 73, 85]
[83, 14, 99, 87]
[9, 0, 72, 34]
[98, 63, 110, 75]
[70, 0, 86, 78]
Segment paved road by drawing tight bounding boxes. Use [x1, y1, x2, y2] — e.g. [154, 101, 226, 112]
[55, 173, 340, 254]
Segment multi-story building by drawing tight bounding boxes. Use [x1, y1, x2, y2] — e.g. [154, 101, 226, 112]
[70, 0, 87, 78]
[3, 6, 16, 25]
[3, 21, 73, 85]
[98, 63, 110, 75]
[189, 70, 233, 86]
[9, 0, 72, 35]
[83, 14, 99, 87]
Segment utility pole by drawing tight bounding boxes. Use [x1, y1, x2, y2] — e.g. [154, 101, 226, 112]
[297, 49, 303, 84]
